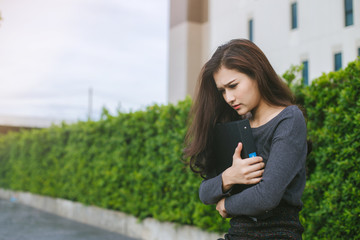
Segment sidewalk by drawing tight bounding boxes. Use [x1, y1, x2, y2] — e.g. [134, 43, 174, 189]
[0, 199, 139, 240]
[0, 189, 224, 240]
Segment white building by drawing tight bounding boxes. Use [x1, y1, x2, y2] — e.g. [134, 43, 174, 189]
[168, 0, 360, 104]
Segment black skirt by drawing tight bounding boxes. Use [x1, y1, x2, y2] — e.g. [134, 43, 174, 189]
[218, 202, 304, 240]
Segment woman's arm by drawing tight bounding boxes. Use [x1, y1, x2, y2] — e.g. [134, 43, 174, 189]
[199, 143, 264, 205]
[199, 174, 230, 205]
[223, 112, 307, 217]
[222, 142, 264, 192]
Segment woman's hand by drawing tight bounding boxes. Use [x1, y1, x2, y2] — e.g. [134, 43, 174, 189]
[222, 142, 264, 192]
[216, 198, 229, 218]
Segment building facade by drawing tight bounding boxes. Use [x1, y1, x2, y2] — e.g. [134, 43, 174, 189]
[168, 0, 360, 104]
[168, 0, 209, 104]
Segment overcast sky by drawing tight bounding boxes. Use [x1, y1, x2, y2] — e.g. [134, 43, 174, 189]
[0, 0, 169, 122]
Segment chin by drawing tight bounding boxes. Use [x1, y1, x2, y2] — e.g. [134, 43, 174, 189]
[236, 110, 247, 116]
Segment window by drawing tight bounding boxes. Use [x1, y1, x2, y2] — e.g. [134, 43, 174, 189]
[345, 0, 353, 26]
[358, 47, 360, 57]
[248, 19, 254, 42]
[334, 52, 342, 71]
[302, 60, 309, 85]
[291, 2, 298, 29]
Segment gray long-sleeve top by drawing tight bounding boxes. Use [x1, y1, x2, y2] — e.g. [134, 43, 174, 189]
[199, 105, 307, 217]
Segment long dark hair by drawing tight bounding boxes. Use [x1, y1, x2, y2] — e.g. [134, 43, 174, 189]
[184, 39, 295, 178]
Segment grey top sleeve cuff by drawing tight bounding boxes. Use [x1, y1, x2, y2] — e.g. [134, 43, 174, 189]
[199, 173, 232, 205]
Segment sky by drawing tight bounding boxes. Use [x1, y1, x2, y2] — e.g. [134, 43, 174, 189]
[0, 0, 169, 122]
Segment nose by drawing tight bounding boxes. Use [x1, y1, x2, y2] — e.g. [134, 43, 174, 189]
[224, 90, 235, 104]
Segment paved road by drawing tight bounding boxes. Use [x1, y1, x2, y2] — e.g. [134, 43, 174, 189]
[0, 199, 139, 240]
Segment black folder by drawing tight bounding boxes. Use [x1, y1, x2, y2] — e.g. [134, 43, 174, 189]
[213, 119, 257, 176]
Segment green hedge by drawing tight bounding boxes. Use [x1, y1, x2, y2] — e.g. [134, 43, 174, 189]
[0, 99, 229, 232]
[299, 59, 360, 239]
[0, 60, 359, 238]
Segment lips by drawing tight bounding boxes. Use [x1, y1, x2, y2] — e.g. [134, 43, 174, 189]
[232, 104, 241, 110]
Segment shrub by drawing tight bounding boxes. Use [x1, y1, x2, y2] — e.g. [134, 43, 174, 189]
[299, 60, 360, 239]
[0, 98, 229, 232]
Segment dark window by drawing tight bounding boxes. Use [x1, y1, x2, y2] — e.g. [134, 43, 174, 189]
[345, 0, 353, 26]
[291, 2, 298, 29]
[358, 47, 360, 57]
[334, 52, 342, 71]
[302, 60, 309, 85]
[249, 19, 253, 42]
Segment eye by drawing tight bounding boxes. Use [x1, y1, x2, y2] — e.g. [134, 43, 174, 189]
[229, 84, 238, 89]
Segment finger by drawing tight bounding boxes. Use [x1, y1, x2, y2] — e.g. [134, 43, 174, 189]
[233, 142, 243, 160]
[244, 156, 263, 165]
[219, 208, 228, 218]
[246, 177, 263, 185]
[247, 162, 265, 173]
[216, 200, 222, 211]
[247, 169, 264, 179]
[240, 161, 264, 175]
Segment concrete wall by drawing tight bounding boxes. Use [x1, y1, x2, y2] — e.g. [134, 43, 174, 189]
[0, 189, 224, 240]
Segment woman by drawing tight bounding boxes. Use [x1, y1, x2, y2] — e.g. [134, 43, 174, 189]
[184, 39, 308, 239]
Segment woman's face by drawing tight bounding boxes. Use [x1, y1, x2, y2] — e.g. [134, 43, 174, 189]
[214, 66, 262, 115]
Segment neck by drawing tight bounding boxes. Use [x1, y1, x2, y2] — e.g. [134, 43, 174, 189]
[250, 101, 286, 128]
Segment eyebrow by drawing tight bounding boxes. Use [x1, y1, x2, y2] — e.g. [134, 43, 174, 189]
[217, 79, 237, 90]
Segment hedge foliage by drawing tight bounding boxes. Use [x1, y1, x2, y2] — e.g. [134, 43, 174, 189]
[0, 60, 359, 238]
[299, 59, 360, 239]
[0, 99, 229, 232]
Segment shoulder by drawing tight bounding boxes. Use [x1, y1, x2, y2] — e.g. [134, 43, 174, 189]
[274, 105, 306, 125]
[274, 105, 307, 139]
[258, 105, 305, 129]
[279, 105, 305, 120]
[252, 105, 306, 132]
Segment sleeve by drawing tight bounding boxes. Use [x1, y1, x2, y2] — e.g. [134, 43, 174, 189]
[224, 110, 307, 217]
[198, 173, 232, 205]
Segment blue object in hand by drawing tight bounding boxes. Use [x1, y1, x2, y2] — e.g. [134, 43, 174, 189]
[249, 152, 257, 158]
